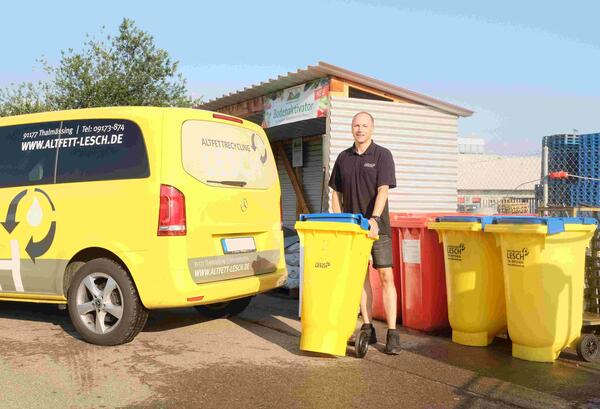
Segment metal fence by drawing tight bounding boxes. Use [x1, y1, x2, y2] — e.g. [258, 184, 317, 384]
[457, 153, 542, 214]
[542, 133, 600, 209]
[459, 133, 600, 215]
[541, 133, 600, 314]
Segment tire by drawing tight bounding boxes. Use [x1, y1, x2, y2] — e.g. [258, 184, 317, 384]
[576, 333, 600, 362]
[194, 296, 253, 319]
[355, 330, 369, 358]
[67, 258, 148, 346]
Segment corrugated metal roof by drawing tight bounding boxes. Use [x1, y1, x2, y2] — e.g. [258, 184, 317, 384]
[458, 154, 541, 191]
[199, 62, 473, 118]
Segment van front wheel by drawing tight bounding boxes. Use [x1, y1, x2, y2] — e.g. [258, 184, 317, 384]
[195, 296, 253, 319]
[67, 258, 148, 346]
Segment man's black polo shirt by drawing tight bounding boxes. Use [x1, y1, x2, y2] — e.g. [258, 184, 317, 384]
[328, 141, 396, 236]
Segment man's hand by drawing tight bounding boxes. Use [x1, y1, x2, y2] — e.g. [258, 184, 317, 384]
[368, 218, 379, 238]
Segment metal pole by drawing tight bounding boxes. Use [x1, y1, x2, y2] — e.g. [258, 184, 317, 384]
[542, 146, 549, 216]
[320, 166, 326, 213]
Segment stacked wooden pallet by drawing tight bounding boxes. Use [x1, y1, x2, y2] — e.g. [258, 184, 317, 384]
[497, 199, 530, 214]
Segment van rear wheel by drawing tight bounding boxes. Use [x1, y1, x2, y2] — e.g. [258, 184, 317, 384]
[67, 258, 148, 346]
[195, 296, 253, 319]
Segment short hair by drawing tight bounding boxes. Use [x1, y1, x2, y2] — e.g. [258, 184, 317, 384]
[352, 111, 375, 127]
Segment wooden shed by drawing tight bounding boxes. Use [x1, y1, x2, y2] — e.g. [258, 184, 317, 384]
[199, 62, 473, 228]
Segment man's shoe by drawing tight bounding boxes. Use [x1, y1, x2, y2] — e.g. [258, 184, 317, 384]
[360, 323, 377, 345]
[384, 329, 401, 355]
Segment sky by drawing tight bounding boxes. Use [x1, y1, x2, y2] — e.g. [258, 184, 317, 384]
[1, 0, 599, 155]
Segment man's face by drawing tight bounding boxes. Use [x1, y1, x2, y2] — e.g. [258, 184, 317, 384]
[352, 113, 374, 144]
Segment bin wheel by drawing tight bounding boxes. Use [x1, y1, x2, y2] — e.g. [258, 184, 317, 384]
[576, 334, 599, 362]
[355, 330, 369, 358]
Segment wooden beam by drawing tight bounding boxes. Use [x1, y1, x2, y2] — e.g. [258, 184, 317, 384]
[276, 143, 310, 214]
[330, 77, 346, 93]
[295, 167, 303, 220]
[331, 76, 412, 103]
[217, 96, 264, 118]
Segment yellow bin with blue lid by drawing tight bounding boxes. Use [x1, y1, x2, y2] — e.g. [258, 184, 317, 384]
[428, 216, 507, 347]
[295, 213, 376, 356]
[486, 216, 597, 363]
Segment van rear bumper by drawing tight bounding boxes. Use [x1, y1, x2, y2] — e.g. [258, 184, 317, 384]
[141, 268, 288, 309]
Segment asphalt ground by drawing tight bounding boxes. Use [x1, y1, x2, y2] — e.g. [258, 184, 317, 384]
[0, 293, 598, 409]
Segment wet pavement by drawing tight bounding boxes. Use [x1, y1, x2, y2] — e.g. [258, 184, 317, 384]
[0, 293, 598, 409]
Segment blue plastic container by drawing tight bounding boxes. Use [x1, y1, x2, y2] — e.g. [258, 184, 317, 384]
[494, 216, 597, 235]
[436, 215, 496, 230]
[299, 213, 370, 231]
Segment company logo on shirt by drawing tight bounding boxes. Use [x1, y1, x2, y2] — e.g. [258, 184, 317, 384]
[364, 163, 376, 168]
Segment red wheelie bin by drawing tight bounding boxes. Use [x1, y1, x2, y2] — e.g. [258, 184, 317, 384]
[370, 213, 458, 332]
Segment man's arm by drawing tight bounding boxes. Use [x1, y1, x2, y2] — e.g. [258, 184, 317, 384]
[368, 185, 389, 237]
[328, 156, 343, 214]
[331, 190, 342, 213]
[372, 185, 389, 217]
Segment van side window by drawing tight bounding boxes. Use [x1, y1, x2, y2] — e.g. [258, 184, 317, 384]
[0, 122, 59, 188]
[56, 119, 150, 183]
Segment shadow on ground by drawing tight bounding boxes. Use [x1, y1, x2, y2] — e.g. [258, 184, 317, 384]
[0, 300, 214, 340]
[0, 301, 80, 338]
[245, 294, 600, 406]
[388, 325, 600, 405]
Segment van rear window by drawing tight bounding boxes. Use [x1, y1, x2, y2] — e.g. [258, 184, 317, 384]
[182, 121, 276, 189]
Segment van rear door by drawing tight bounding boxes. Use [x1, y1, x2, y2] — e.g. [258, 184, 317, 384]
[174, 117, 283, 285]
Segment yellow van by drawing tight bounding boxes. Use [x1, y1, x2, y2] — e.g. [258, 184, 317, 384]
[0, 107, 287, 345]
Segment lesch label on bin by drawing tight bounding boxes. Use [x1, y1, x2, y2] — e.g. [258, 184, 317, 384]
[447, 243, 466, 261]
[314, 261, 331, 269]
[402, 240, 421, 264]
[507, 248, 529, 267]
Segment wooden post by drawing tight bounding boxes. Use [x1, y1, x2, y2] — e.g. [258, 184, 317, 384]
[295, 167, 303, 220]
[276, 143, 310, 214]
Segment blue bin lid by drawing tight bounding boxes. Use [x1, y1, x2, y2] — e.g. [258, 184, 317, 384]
[299, 213, 370, 231]
[494, 216, 598, 235]
[436, 215, 495, 230]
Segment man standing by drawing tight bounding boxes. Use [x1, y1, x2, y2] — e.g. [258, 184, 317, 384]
[328, 111, 400, 355]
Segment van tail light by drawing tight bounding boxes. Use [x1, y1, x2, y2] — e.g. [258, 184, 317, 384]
[158, 184, 186, 236]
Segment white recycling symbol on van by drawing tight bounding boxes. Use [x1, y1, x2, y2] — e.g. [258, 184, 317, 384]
[251, 133, 268, 164]
[2, 188, 56, 262]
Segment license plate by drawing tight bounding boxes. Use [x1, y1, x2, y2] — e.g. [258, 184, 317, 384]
[221, 237, 256, 254]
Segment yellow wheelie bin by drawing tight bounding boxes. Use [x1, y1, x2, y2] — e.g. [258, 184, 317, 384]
[295, 213, 376, 357]
[428, 216, 507, 347]
[486, 216, 597, 363]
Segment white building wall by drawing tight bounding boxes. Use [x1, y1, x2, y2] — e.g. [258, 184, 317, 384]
[326, 97, 459, 212]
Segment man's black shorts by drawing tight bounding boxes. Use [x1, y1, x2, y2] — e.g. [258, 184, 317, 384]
[372, 234, 393, 269]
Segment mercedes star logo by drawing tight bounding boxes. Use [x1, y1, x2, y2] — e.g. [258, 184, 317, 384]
[240, 198, 248, 212]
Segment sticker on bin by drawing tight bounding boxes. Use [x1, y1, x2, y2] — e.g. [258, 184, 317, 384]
[221, 237, 256, 254]
[447, 243, 466, 261]
[506, 248, 529, 267]
[402, 240, 421, 264]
